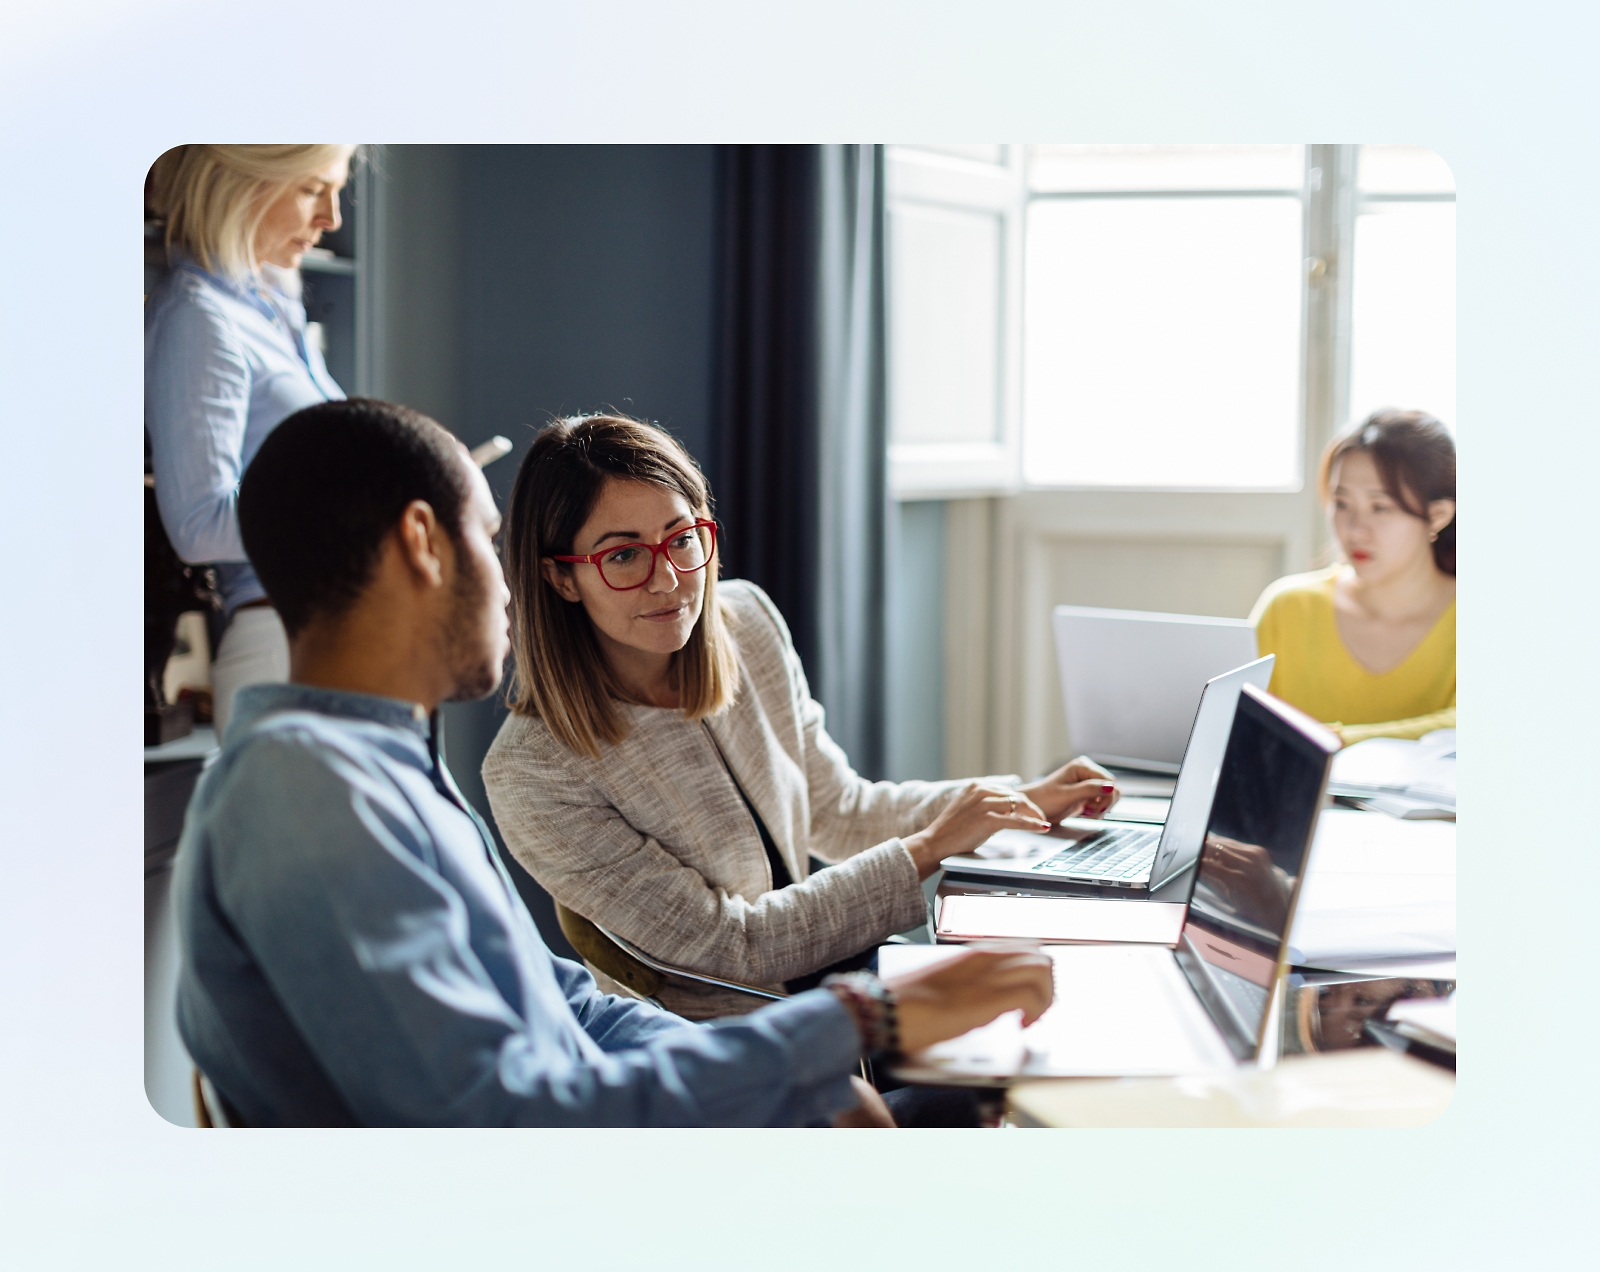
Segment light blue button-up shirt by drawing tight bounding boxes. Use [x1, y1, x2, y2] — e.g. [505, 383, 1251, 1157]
[173, 683, 864, 1127]
[145, 259, 345, 613]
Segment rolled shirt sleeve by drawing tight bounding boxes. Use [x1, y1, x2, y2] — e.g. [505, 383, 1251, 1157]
[179, 726, 863, 1127]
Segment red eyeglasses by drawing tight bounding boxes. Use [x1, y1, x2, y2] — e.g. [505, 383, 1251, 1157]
[553, 520, 719, 591]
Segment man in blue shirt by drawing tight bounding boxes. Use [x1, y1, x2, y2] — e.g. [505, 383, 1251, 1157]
[174, 398, 1053, 1127]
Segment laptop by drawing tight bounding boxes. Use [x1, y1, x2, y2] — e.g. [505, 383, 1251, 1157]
[882, 684, 1341, 1079]
[941, 655, 1275, 893]
[1053, 605, 1260, 773]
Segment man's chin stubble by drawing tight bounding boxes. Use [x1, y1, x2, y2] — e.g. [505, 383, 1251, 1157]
[446, 663, 503, 704]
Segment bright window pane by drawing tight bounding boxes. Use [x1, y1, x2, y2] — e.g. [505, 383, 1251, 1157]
[1029, 144, 1303, 193]
[1348, 203, 1456, 431]
[888, 203, 1002, 445]
[1357, 145, 1456, 195]
[896, 144, 1006, 166]
[1023, 197, 1303, 488]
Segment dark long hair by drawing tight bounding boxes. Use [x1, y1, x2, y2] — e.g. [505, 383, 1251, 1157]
[1318, 409, 1456, 576]
[502, 414, 739, 757]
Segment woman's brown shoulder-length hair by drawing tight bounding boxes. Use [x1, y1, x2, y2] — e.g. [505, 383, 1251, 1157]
[502, 413, 740, 758]
[1317, 408, 1457, 576]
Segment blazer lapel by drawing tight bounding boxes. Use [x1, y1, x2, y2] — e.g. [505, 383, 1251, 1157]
[707, 699, 809, 885]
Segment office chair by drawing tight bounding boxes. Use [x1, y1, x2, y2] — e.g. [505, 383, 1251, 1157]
[192, 1069, 244, 1128]
[556, 903, 909, 1090]
[555, 903, 785, 1007]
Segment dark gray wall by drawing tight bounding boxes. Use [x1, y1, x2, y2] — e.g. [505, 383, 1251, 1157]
[459, 144, 720, 488]
[381, 145, 468, 426]
[377, 145, 949, 955]
[380, 145, 721, 957]
[885, 499, 947, 782]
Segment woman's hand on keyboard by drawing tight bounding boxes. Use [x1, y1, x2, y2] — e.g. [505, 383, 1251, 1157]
[902, 783, 1052, 880]
[1022, 756, 1120, 822]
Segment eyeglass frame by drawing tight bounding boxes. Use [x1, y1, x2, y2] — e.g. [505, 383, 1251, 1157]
[551, 519, 719, 592]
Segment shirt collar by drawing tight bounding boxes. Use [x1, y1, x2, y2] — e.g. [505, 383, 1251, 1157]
[228, 682, 431, 743]
[173, 252, 284, 320]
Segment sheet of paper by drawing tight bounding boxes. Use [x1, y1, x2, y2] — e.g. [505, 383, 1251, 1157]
[878, 944, 1232, 1079]
[1104, 796, 1171, 823]
[1298, 955, 1456, 978]
[1387, 994, 1457, 1044]
[936, 895, 1186, 945]
[1288, 903, 1454, 965]
[1329, 734, 1456, 805]
[1304, 809, 1456, 875]
[1110, 773, 1178, 798]
[1287, 810, 1456, 964]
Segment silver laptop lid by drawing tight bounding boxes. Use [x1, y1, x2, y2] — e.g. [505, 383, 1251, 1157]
[1147, 655, 1275, 889]
[1175, 684, 1339, 1062]
[1052, 605, 1260, 773]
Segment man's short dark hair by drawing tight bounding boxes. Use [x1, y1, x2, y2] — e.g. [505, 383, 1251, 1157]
[239, 399, 472, 636]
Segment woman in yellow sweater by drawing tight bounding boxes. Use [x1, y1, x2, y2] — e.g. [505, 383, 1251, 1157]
[1251, 410, 1455, 745]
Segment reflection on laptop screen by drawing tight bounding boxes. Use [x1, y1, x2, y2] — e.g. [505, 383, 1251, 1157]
[1177, 684, 1337, 1060]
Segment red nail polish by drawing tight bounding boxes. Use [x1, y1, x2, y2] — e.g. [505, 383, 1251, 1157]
[1101, 783, 1115, 793]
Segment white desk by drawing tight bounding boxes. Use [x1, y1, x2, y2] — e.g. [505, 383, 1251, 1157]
[1008, 1048, 1453, 1128]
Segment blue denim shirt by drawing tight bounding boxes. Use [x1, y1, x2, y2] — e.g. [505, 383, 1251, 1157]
[173, 683, 864, 1127]
[145, 259, 345, 613]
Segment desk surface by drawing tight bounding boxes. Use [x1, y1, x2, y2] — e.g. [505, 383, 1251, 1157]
[1008, 1048, 1454, 1128]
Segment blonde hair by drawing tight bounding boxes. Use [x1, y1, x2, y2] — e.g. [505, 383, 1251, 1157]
[147, 144, 358, 280]
[503, 414, 741, 758]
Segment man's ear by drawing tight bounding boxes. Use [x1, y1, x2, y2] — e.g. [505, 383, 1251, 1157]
[396, 500, 446, 588]
[540, 557, 582, 603]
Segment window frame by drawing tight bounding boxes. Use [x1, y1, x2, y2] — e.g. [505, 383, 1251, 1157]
[885, 145, 1026, 499]
[885, 143, 1369, 501]
[1345, 148, 1458, 433]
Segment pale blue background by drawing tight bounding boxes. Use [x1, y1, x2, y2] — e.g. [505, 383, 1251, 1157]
[1, 0, 1594, 1267]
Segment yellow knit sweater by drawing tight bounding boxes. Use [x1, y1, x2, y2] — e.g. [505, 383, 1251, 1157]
[1250, 567, 1455, 745]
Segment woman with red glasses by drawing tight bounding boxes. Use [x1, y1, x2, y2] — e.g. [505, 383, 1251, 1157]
[482, 414, 1118, 1032]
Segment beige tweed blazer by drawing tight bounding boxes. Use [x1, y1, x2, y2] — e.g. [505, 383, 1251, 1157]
[483, 580, 1013, 1019]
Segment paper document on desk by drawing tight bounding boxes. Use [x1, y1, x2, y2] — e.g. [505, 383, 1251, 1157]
[1288, 811, 1455, 966]
[936, 895, 1186, 945]
[878, 944, 1233, 1080]
[1328, 730, 1455, 811]
[1387, 994, 1457, 1049]
[1103, 796, 1171, 824]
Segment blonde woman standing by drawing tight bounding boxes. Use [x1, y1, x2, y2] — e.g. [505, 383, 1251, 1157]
[145, 145, 355, 736]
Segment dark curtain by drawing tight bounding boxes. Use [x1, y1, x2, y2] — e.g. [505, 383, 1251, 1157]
[711, 145, 889, 778]
[710, 145, 822, 676]
[815, 145, 889, 779]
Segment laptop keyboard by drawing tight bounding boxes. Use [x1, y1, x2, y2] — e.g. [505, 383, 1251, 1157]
[1030, 827, 1161, 881]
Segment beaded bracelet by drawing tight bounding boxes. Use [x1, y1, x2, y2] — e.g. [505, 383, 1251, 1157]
[822, 970, 901, 1056]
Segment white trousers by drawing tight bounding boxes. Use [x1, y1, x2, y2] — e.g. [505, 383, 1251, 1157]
[211, 606, 289, 739]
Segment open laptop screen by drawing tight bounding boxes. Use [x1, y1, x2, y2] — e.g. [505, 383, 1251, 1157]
[1177, 684, 1339, 1060]
[1147, 655, 1274, 889]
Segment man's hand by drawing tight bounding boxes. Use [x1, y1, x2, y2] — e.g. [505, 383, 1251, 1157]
[831, 1075, 897, 1128]
[884, 944, 1055, 1054]
[902, 783, 1052, 880]
[1021, 756, 1119, 822]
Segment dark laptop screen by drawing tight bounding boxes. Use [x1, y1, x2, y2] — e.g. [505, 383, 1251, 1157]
[1177, 684, 1338, 1060]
